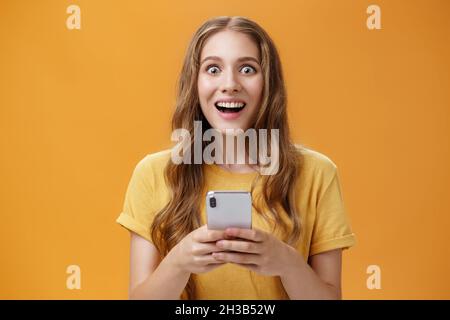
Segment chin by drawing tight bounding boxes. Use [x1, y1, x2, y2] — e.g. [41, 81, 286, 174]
[215, 124, 249, 134]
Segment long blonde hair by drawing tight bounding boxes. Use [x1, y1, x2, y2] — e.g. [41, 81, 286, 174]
[150, 16, 303, 300]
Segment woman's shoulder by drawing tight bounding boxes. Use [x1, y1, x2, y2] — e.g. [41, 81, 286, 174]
[133, 148, 173, 176]
[140, 148, 173, 164]
[294, 144, 339, 177]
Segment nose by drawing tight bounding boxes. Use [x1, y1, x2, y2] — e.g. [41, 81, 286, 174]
[220, 70, 242, 93]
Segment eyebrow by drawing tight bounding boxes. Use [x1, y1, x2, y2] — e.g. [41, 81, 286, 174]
[200, 56, 260, 65]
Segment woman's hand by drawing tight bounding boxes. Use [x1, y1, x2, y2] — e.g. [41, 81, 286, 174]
[170, 225, 228, 275]
[211, 227, 297, 277]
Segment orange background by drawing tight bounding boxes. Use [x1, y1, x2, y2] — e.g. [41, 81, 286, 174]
[1, 0, 449, 299]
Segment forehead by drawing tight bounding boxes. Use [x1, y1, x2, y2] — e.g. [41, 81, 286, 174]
[200, 30, 260, 61]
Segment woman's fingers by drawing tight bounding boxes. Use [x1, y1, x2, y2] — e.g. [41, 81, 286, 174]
[193, 225, 226, 243]
[212, 251, 260, 264]
[193, 243, 225, 255]
[197, 253, 227, 265]
[216, 239, 260, 253]
[224, 227, 265, 242]
[193, 225, 254, 244]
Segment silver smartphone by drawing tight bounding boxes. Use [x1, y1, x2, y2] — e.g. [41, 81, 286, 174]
[206, 191, 252, 230]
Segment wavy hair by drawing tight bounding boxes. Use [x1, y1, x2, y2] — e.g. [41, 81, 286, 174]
[150, 16, 303, 300]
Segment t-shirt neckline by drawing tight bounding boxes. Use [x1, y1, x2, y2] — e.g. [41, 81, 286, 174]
[204, 163, 259, 181]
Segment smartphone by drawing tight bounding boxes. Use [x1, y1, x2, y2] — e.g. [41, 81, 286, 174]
[206, 191, 252, 230]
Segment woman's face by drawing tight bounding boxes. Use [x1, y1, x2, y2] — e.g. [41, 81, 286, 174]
[197, 30, 264, 133]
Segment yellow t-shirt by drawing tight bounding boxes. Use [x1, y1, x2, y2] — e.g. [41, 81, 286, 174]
[116, 145, 356, 299]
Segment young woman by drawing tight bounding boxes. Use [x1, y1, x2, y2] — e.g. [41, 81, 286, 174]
[116, 16, 356, 300]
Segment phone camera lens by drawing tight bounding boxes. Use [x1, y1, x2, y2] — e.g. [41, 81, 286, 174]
[210, 197, 216, 208]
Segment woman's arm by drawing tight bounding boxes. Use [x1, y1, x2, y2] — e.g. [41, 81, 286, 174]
[128, 226, 226, 299]
[129, 232, 190, 300]
[212, 227, 343, 300]
[279, 247, 342, 299]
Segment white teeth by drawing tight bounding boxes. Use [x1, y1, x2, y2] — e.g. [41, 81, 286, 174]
[216, 102, 245, 108]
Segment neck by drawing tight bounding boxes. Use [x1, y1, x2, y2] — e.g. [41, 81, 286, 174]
[216, 133, 257, 173]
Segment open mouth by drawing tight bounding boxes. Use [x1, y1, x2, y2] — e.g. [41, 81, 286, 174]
[214, 102, 246, 113]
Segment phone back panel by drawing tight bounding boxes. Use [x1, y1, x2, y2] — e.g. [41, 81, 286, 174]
[206, 191, 252, 230]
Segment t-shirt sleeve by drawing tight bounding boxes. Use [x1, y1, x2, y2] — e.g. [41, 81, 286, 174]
[116, 156, 157, 243]
[309, 166, 356, 256]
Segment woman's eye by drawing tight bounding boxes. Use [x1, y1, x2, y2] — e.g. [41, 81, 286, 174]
[206, 65, 220, 74]
[205, 64, 257, 75]
[241, 65, 256, 74]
